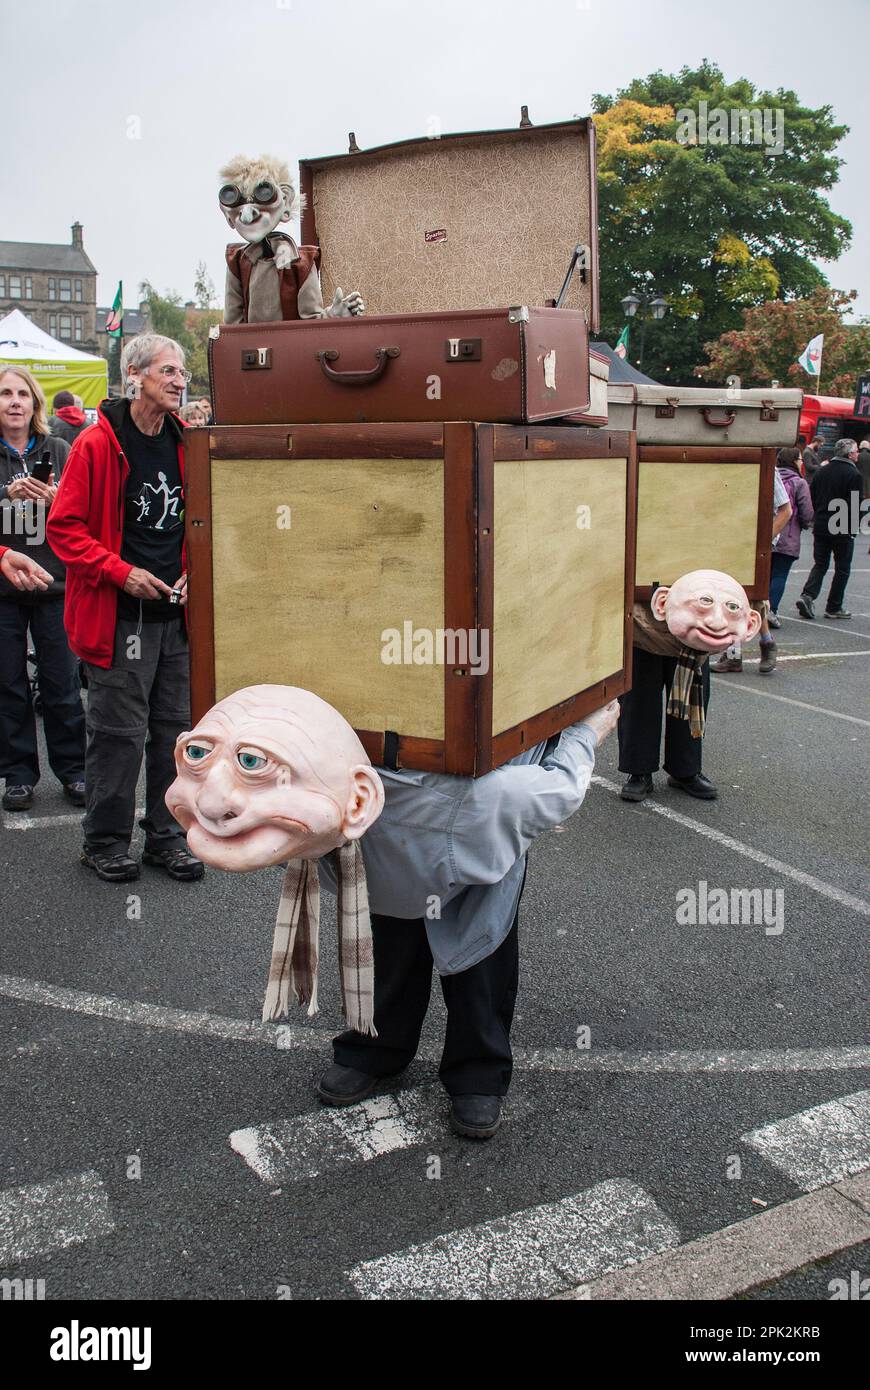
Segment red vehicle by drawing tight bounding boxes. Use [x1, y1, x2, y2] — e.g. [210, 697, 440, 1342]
[799, 394, 870, 460]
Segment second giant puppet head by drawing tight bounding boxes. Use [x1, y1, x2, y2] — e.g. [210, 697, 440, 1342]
[650, 569, 761, 653]
[166, 686, 384, 1033]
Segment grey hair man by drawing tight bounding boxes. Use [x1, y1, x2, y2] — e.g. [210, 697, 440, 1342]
[47, 333, 204, 883]
[796, 437, 863, 620]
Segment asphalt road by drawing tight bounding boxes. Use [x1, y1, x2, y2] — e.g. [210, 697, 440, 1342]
[1, 534, 868, 1302]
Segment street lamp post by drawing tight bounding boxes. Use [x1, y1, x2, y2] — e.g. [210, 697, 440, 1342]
[620, 291, 669, 372]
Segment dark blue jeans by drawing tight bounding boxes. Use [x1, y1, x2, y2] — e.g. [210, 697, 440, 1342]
[769, 551, 796, 613]
[0, 596, 86, 787]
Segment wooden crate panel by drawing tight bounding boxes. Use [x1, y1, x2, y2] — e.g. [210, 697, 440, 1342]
[210, 457, 446, 737]
[492, 457, 627, 735]
[635, 461, 760, 588]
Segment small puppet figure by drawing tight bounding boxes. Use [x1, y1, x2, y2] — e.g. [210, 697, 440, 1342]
[633, 569, 761, 740]
[219, 154, 365, 324]
[166, 685, 384, 1034]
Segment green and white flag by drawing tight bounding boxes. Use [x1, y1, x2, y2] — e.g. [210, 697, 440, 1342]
[614, 324, 629, 360]
[105, 282, 123, 337]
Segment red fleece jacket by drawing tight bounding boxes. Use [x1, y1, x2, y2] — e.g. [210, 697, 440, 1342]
[45, 399, 187, 667]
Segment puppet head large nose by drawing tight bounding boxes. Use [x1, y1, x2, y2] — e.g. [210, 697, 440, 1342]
[238, 204, 259, 225]
[196, 760, 244, 823]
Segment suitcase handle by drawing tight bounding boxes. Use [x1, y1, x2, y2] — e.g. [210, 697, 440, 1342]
[316, 346, 400, 385]
[700, 407, 736, 428]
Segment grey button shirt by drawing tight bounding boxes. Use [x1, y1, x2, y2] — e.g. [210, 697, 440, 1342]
[319, 721, 598, 975]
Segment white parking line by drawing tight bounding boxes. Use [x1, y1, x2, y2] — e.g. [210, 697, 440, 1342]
[3, 975, 869, 1073]
[710, 680, 870, 726]
[592, 776, 870, 915]
[230, 1088, 439, 1184]
[774, 614, 870, 640]
[741, 1090, 870, 1191]
[0, 1170, 114, 1264]
[2, 805, 144, 832]
[346, 1179, 680, 1300]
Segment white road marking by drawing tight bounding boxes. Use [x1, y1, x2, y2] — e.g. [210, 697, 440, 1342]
[709, 680, 870, 726]
[2, 974, 869, 1073]
[738, 650, 870, 663]
[741, 1090, 870, 1191]
[774, 614, 870, 640]
[0, 1170, 114, 1264]
[592, 775, 870, 916]
[346, 1179, 680, 1300]
[2, 805, 144, 832]
[230, 1088, 438, 1184]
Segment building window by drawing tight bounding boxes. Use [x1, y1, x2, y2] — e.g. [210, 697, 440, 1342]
[9, 275, 22, 299]
[0, 274, 5, 296]
[74, 279, 83, 302]
[48, 277, 56, 300]
[49, 313, 58, 336]
[59, 314, 72, 339]
[59, 278, 72, 302]
[74, 316, 83, 342]
[24, 275, 33, 298]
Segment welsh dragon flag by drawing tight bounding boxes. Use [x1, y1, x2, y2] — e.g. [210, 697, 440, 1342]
[797, 333, 823, 377]
[614, 325, 629, 360]
[105, 282, 123, 337]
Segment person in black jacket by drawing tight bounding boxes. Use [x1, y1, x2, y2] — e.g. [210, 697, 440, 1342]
[47, 390, 89, 447]
[0, 367, 86, 811]
[796, 438, 863, 620]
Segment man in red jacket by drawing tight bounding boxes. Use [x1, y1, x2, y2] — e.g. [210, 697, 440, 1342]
[47, 334, 204, 884]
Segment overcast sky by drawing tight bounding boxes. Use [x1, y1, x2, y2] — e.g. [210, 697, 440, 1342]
[4, 0, 867, 326]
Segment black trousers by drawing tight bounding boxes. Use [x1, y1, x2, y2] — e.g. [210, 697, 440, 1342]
[333, 906, 520, 1097]
[0, 596, 86, 787]
[801, 534, 854, 613]
[618, 644, 710, 779]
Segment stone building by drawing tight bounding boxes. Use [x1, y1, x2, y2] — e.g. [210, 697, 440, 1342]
[0, 223, 98, 352]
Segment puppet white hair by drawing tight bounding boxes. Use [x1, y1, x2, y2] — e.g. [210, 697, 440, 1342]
[218, 153, 305, 218]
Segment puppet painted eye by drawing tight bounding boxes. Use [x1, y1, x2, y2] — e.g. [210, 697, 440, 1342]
[218, 183, 243, 208]
[183, 741, 213, 764]
[697, 594, 715, 606]
[725, 600, 741, 612]
[237, 747, 269, 773]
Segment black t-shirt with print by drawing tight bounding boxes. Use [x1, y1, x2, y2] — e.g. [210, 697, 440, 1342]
[117, 403, 185, 621]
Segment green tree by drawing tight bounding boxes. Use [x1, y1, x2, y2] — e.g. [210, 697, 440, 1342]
[699, 287, 870, 397]
[185, 308, 222, 397]
[592, 61, 851, 383]
[138, 281, 193, 352]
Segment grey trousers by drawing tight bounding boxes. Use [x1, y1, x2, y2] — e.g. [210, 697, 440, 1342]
[83, 614, 191, 855]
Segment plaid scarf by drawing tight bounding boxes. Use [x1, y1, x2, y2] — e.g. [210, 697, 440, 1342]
[262, 841, 377, 1036]
[667, 646, 707, 739]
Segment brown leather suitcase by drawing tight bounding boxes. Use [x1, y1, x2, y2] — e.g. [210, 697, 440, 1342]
[208, 305, 590, 425]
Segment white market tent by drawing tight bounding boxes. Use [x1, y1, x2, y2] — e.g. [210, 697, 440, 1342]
[0, 308, 108, 407]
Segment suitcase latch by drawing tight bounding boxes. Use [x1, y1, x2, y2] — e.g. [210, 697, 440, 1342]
[655, 397, 680, 419]
[759, 400, 779, 422]
[445, 338, 482, 362]
[241, 347, 272, 370]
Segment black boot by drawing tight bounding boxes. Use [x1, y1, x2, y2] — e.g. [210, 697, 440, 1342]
[620, 773, 654, 802]
[450, 1094, 502, 1140]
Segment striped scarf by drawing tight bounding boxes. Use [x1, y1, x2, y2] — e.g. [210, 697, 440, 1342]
[667, 647, 707, 739]
[262, 842, 377, 1036]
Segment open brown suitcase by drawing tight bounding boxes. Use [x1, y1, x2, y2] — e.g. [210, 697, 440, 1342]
[209, 112, 599, 426]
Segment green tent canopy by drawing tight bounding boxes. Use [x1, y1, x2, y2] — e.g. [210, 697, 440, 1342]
[0, 307, 108, 407]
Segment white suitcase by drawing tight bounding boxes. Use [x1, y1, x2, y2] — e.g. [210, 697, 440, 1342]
[608, 383, 802, 447]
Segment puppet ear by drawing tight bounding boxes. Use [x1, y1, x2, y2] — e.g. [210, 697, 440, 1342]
[745, 607, 763, 639]
[341, 765, 385, 840]
[650, 586, 670, 621]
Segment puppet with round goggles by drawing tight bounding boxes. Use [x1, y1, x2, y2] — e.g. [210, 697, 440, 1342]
[219, 154, 365, 323]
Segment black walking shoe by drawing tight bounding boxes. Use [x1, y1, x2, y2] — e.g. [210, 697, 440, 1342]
[666, 773, 718, 800]
[450, 1094, 502, 1140]
[80, 848, 140, 882]
[62, 781, 86, 807]
[824, 609, 852, 619]
[142, 844, 204, 881]
[2, 784, 34, 811]
[758, 640, 777, 675]
[317, 1064, 403, 1107]
[796, 594, 815, 620]
[620, 774, 654, 802]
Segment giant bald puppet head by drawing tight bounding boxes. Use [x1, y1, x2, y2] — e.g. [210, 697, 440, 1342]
[651, 569, 761, 653]
[167, 685, 384, 872]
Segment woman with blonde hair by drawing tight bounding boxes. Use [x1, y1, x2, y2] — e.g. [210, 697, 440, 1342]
[0, 365, 86, 811]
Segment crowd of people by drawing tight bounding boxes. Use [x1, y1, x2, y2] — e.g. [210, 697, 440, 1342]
[0, 339, 866, 1137]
